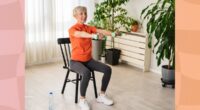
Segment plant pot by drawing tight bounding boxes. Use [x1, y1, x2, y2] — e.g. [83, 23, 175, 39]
[162, 65, 175, 82]
[92, 40, 102, 60]
[131, 24, 138, 32]
[105, 48, 121, 65]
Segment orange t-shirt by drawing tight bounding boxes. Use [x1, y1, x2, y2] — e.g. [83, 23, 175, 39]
[68, 23, 97, 62]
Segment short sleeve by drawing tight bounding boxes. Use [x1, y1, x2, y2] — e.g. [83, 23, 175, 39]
[68, 27, 76, 37]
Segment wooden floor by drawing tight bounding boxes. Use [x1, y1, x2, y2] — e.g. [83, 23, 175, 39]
[25, 62, 175, 110]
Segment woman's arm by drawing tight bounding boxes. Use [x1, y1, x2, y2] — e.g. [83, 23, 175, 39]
[96, 28, 121, 37]
[72, 28, 120, 39]
[74, 31, 93, 38]
[73, 31, 104, 40]
[96, 29, 112, 36]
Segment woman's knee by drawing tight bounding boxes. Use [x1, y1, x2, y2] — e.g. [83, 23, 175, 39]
[82, 69, 91, 79]
[103, 65, 112, 75]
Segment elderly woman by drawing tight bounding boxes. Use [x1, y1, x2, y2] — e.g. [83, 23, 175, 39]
[69, 6, 119, 110]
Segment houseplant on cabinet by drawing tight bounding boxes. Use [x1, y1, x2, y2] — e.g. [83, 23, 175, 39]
[141, 0, 175, 87]
[89, 0, 135, 65]
[131, 21, 139, 32]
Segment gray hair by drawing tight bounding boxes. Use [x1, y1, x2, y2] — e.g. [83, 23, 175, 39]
[73, 6, 87, 16]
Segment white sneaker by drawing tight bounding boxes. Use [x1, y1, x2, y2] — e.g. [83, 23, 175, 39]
[78, 99, 90, 110]
[96, 94, 114, 106]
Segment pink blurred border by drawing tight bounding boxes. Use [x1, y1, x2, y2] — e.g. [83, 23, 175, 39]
[176, 0, 200, 110]
[0, 0, 24, 110]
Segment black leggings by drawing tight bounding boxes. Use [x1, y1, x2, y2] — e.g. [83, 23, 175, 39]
[70, 59, 112, 97]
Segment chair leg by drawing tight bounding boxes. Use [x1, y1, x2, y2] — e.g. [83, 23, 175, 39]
[61, 70, 70, 94]
[80, 75, 82, 81]
[75, 74, 79, 103]
[92, 71, 98, 98]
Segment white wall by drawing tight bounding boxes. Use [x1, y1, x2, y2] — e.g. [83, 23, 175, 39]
[96, 0, 168, 74]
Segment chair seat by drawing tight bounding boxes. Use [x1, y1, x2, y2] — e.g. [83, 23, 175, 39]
[63, 66, 75, 72]
[63, 65, 93, 73]
[63, 66, 94, 79]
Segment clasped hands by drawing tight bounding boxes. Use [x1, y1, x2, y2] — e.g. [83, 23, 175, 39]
[92, 31, 121, 40]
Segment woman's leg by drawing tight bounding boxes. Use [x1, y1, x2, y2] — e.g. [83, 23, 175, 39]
[70, 60, 91, 98]
[85, 59, 112, 93]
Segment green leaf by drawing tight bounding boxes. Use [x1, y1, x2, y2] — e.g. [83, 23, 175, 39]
[141, 3, 155, 18]
[148, 35, 152, 48]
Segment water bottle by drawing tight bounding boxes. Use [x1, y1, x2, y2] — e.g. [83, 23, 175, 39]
[49, 92, 54, 110]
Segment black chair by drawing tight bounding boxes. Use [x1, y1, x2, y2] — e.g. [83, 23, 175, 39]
[57, 38, 98, 103]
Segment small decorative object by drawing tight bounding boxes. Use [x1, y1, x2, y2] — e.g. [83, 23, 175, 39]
[131, 21, 139, 32]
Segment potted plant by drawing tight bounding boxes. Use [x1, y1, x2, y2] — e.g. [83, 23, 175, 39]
[89, 0, 134, 65]
[100, 37, 107, 63]
[131, 21, 139, 32]
[92, 38, 103, 60]
[122, 18, 139, 32]
[141, 0, 175, 87]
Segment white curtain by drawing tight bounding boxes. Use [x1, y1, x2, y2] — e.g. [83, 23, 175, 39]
[25, 0, 95, 66]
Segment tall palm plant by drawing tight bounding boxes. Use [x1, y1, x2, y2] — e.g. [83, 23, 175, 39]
[141, 0, 175, 69]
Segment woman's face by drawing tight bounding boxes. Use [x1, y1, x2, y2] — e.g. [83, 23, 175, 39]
[75, 10, 87, 24]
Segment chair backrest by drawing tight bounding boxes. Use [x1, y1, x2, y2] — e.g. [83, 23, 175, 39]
[57, 38, 71, 69]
